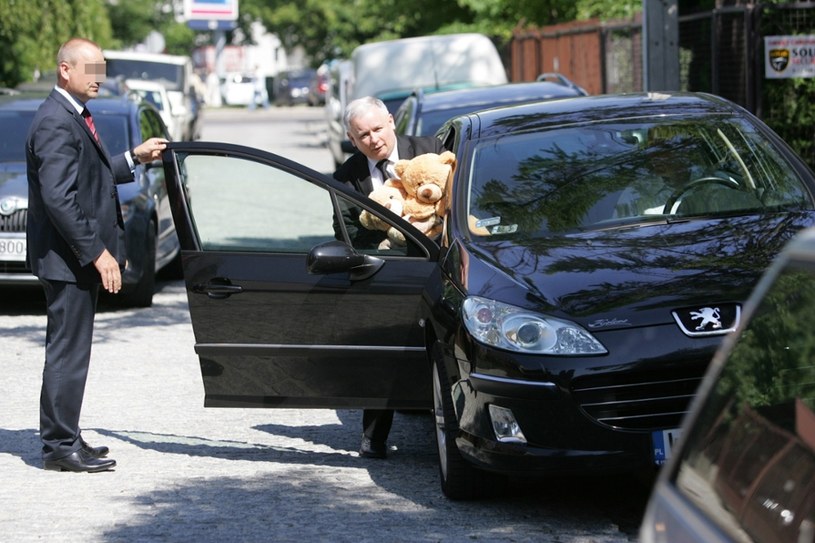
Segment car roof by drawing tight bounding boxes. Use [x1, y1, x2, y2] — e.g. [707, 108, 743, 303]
[413, 81, 584, 113]
[0, 93, 145, 116]
[457, 91, 746, 137]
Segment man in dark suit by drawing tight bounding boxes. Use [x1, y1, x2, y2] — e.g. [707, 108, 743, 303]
[333, 96, 444, 459]
[26, 38, 167, 472]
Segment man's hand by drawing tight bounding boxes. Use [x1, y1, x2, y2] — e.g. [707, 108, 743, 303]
[94, 249, 122, 294]
[132, 137, 169, 164]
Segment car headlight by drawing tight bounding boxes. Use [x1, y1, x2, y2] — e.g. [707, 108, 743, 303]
[462, 296, 607, 355]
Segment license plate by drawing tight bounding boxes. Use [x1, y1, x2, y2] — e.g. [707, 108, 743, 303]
[652, 428, 681, 466]
[0, 237, 26, 261]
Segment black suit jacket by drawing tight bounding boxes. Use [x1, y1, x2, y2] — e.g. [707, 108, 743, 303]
[26, 89, 134, 284]
[333, 135, 445, 196]
[332, 135, 445, 247]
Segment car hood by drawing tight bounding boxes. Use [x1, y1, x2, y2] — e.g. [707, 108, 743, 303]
[0, 162, 28, 205]
[455, 212, 815, 330]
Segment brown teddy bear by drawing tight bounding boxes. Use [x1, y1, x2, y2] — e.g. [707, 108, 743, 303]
[390, 151, 456, 240]
[359, 151, 456, 245]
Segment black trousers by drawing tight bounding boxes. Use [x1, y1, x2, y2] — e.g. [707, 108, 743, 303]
[39, 279, 99, 461]
[362, 409, 394, 443]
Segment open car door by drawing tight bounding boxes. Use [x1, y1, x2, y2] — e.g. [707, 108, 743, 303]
[161, 142, 438, 409]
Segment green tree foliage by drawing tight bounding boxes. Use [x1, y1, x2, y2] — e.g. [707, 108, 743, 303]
[0, 0, 113, 88]
[105, 0, 198, 55]
[0, 0, 636, 86]
[235, 0, 628, 66]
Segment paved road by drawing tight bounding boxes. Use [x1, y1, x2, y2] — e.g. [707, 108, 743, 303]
[0, 106, 649, 542]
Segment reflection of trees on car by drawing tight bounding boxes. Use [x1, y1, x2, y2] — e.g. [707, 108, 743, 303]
[713, 271, 815, 411]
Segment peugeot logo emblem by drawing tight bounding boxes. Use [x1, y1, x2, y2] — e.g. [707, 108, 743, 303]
[0, 197, 18, 216]
[672, 304, 740, 337]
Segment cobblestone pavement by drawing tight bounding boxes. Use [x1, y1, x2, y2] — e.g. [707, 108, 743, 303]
[0, 107, 649, 542]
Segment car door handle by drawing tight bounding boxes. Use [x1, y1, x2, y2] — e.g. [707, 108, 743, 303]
[194, 281, 243, 299]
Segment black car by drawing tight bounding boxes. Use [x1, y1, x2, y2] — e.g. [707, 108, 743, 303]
[640, 226, 815, 543]
[159, 92, 815, 499]
[394, 79, 587, 137]
[274, 69, 316, 106]
[0, 94, 178, 307]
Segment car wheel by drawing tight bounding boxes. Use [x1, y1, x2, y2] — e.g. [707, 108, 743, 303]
[121, 222, 156, 308]
[432, 359, 483, 500]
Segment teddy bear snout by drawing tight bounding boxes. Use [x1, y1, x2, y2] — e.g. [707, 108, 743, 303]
[416, 184, 442, 204]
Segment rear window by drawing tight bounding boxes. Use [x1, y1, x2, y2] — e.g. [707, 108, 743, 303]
[106, 59, 184, 92]
[671, 263, 815, 542]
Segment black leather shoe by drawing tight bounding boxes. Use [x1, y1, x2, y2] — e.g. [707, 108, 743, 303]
[44, 450, 116, 473]
[80, 439, 109, 458]
[359, 437, 387, 459]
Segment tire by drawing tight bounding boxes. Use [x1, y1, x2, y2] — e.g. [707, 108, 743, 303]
[120, 222, 156, 308]
[432, 358, 484, 500]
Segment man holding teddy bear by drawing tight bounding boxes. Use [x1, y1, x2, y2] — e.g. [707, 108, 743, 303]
[333, 96, 444, 459]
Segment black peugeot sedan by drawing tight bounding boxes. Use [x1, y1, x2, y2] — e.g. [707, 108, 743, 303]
[159, 92, 815, 499]
[0, 93, 178, 306]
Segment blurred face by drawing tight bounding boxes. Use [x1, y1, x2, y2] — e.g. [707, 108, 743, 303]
[59, 43, 106, 102]
[347, 107, 397, 162]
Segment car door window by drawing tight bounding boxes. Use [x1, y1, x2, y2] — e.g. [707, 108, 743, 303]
[179, 154, 337, 252]
[140, 108, 167, 140]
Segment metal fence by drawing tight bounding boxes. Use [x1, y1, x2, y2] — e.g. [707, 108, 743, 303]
[511, 2, 815, 169]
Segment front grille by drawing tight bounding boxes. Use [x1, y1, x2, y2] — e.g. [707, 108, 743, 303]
[0, 210, 27, 232]
[0, 260, 31, 274]
[572, 371, 706, 431]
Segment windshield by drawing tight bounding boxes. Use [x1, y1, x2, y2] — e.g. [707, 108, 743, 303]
[467, 117, 813, 237]
[106, 59, 184, 92]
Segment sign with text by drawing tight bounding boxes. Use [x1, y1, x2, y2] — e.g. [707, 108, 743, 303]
[184, 0, 238, 30]
[765, 35, 815, 79]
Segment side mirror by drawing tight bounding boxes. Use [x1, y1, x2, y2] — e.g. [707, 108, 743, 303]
[307, 240, 383, 281]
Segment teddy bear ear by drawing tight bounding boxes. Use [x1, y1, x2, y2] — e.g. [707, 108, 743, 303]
[394, 159, 409, 177]
[440, 151, 456, 167]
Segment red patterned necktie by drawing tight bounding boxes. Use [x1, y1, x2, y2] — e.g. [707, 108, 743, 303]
[82, 107, 99, 142]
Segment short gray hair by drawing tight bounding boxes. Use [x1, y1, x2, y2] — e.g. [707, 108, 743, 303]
[344, 96, 388, 128]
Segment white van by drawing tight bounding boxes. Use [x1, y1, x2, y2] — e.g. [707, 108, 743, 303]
[104, 50, 202, 140]
[326, 33, 507, 167]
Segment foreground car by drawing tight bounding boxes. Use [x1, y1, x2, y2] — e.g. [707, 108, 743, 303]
[159, 92, 815, 499]
[640, 226, 815, 543]
[0, 94, 178, 306]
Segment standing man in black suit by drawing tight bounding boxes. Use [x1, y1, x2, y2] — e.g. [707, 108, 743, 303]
[333, 96, 444, 459]
[26, 37, 168, 472]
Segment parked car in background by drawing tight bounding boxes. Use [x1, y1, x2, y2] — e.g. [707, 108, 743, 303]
[0, 93, 179, 307]
[125, 78, 182, 140]
[640, 226, 815, 543]
[157, 92, 815, 499]
[104, 50, 202, 140]
[394, 79, 588, 137]
[219, 72, 257, 107]
[308, 65, 329, 107]
[274, 68, 315, 106]
[326, 33, 508, 168]
[324, 59, 352, 168]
